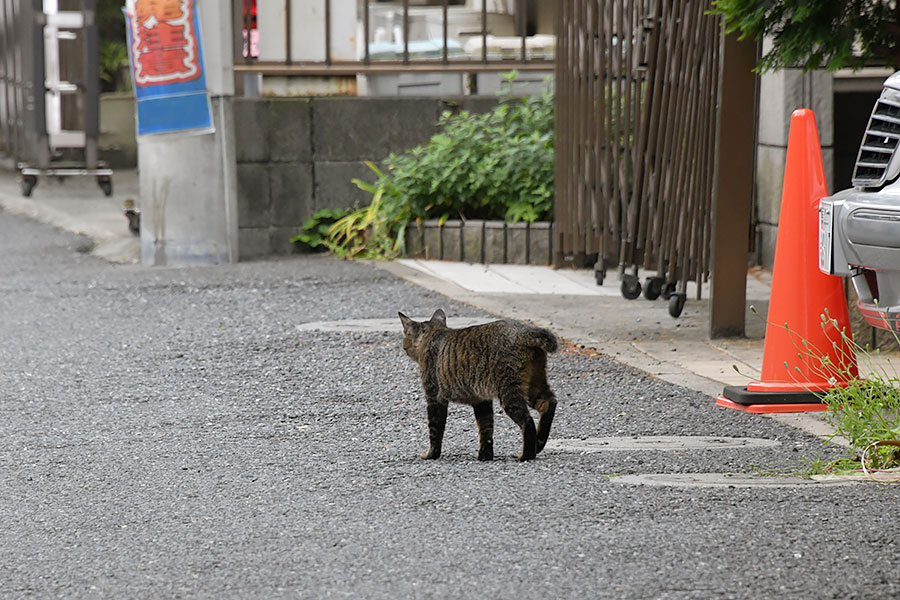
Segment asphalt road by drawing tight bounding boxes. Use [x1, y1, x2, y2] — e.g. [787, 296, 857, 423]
[1, 209, 899, 599]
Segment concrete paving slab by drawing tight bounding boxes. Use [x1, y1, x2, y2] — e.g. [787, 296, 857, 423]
[545, 436, 781, 453]
[708, 337, 766, 374]
[553, 266, 608, 289]
[674, 359, 755, 386]
[487, 263, 616, 296]
[812, 471, 900, 483]
[296, 316, 493, 333]
[611, 473, 854, 488]
[397, 260, 534, 294]
[397, 259, 615, 296]
[633, 339, 761, 385]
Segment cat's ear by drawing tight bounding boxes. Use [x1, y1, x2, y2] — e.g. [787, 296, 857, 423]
[398, 312, 414, 334]
[430, 308, 447, 326]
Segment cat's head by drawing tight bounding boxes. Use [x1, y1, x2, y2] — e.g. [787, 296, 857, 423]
[398, 309, 447, 361]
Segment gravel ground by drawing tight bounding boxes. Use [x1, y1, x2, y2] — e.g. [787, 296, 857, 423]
[1, 209, 899, 599]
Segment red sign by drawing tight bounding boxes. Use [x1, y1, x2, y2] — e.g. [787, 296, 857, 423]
[127, 0, 201, 87]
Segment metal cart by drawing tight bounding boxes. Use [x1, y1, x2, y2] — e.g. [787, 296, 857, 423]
[0, 0, 112, 197]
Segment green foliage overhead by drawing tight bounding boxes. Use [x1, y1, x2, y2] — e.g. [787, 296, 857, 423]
[711, 0, 900, 72]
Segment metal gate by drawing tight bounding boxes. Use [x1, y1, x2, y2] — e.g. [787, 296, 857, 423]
[554, 0, 721, 316]
[0, 0, 111, 197]
[0, 1, 43, 168]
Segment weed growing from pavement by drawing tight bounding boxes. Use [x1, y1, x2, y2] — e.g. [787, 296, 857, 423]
[740, 305, 900, 479]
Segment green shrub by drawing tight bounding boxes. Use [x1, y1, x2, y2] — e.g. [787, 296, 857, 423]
[290, 208, 351, 253]
[383, 83, 554, 225]
[302, 74, 554, 259]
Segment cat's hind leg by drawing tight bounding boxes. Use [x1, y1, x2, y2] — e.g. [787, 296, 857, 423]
[499, 389, 537, 461]
[531, 387, 557, 454]
[526, 356, 557, 454]
[473, 401, 494, 461]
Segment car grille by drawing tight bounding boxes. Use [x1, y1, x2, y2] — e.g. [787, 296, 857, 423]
[852, 92, 900, 188]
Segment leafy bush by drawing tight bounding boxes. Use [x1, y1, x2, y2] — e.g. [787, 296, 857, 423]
[290, 208, 350, 253]
[291, 164, 410, 260]
[302, 74, 554, 259]
[383, 83, 554, 225]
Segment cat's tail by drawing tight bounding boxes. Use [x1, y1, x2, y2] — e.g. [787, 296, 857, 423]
[522, 327, 559, 354]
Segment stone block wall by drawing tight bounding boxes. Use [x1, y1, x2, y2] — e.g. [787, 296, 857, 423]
[233, 96, 499, 260]
[755, 64, 833, 267]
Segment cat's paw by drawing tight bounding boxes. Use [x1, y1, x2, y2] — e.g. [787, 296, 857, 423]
[517, 450, 537, 462]
[477, 449, 493, 461]
[420, 448, 440, 460]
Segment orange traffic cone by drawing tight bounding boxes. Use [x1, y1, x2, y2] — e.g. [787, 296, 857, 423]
[717, 109, 858, 414]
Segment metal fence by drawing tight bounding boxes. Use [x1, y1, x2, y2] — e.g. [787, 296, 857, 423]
[554, 0, 721, 313]
[0, 0, 108, 196]
[0, 0, 44, 165]
[232, 0, 554, 81]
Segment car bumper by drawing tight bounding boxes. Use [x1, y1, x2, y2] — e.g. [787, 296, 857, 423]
[820, 188, 900, 332]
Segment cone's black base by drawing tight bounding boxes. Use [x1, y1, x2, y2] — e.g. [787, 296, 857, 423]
[721, 385, 823, 406]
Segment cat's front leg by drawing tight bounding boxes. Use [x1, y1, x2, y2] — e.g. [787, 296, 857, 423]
[421, 399, 448, 459]
[473, 401, 494, 461]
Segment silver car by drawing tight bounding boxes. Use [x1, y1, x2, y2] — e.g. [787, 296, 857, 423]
[819, 71, 900, 332]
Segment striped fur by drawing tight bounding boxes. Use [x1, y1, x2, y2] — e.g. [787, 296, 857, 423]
[399, 309, 558, 462]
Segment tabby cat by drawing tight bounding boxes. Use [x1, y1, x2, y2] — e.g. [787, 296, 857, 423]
[398, 309, 558, 462]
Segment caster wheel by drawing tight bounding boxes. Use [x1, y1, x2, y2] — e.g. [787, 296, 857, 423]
[621, 274, 642, 300]
[126, 211, 140, 234]
[21, 175, 37, 197]
[661, 282, 677, 300]
[642, 277, 664, 300]
[98, 177, 113, 197]
[124, 198, 140, 234]
[668, 293, 686, 318]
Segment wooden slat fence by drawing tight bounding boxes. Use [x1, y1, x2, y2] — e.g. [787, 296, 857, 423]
[554, 0, 721, 304]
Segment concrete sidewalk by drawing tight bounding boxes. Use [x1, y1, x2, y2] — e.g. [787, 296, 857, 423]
[0, 168, 140, 264]
[4, 167, 895, 443]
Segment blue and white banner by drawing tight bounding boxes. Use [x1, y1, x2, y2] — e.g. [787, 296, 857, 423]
[123, 0, 214, 136]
